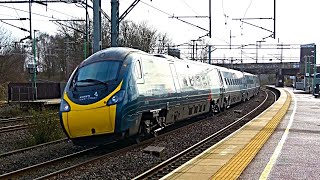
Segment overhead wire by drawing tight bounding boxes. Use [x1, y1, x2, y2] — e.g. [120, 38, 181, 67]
[181, 0, 199, 15]
[0, 4, 60, 19]
[11, 4, 26, 37]
[33, 3, 79, 19]
[140, 1, 172, 16]
[221, 0, 229, 26]
[243, 0, 254, 18]
[240, 0, 254, 35]
[0, 13, 17, 18]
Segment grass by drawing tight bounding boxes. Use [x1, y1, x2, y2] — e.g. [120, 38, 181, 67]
[18, 109, 65, 148]
[0, 105, 26, 118]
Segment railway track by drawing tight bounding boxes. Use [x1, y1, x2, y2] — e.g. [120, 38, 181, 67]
[0, 124, 30, 133]
[0, 138, 143, 179]
[0, 138, 68, 158]
[0, 90, 273, 179]
[133, 89, 272, 179]
[0, 116, 30, 125]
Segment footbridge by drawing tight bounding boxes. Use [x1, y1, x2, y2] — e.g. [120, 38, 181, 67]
[216, 62, 300, 75]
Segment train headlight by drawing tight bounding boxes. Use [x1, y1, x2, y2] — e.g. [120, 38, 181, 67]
[60, 99, 71, 112]
[107, 90, 125, 105]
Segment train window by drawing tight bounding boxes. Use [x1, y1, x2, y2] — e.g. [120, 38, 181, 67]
[75, 61, 120, 86]
[135, 60, 142, 79]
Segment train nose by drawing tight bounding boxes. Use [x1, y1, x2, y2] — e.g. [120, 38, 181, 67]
[65, 105, 116, 138]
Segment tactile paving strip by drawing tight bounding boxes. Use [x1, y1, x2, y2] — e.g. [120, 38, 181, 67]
[212, 90, 291, 179]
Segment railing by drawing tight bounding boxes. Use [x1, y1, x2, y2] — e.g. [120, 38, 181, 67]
[10, 86, 36, 102]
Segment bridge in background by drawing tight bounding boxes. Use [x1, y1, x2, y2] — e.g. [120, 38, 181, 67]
[216, 62, 301, 75]
[216, 62, 320, 87]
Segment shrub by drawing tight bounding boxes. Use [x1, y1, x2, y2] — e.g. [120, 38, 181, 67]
[0, 105, 24, 118]
[26, 110, 65, 145]
[0, 83, 8, 101]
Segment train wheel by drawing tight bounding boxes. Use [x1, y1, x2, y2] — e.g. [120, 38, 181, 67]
[210, 104, 220, 115]
[226, 97, 231, 109]
[135, 120, 152, 143]
[220, 100, 227, 112]
[242, 94, 246, 102]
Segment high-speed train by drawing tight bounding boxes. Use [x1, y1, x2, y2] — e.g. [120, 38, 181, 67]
[59, 47, 260, 144]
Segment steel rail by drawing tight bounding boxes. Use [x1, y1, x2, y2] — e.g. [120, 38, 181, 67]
[0, 146, 100, 179]
[0, 124, 30, 133]
[0, 138, 68, 158]
[0, 112, 58, 124]
[0, 116, 30, 124]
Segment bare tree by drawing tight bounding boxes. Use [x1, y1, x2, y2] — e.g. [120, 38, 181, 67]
[118, 21, 158, 52]
[0, 27, 27, 99]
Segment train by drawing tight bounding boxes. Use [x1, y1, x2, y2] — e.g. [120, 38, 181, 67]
[59, 47, 260, 145]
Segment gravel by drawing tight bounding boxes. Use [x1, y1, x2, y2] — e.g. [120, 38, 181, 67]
[0, 139, 86, 175]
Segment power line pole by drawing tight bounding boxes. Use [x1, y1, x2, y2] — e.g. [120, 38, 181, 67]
[208, 0, 212, 64]
[29, 0, 32, 39]
[93, 0, 102, 53]
[85, 0, 88, 58]
[274, 0, 276, 38]
[110, 0, 141, 47]
[111, 0, 119, 47]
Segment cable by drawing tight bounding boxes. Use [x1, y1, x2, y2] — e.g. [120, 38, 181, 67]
[0, 13, 17, 18]
[221, 0, 229, 25]
[11, 4, 26, 37]
[0, 4, 60, 20]
[243, 0, 254, 17]
[33, 3, 79, 19]
[181, 0, 199, 15]
[140, 1, 172, 16]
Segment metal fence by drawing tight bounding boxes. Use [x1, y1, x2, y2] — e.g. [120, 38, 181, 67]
[8, 83, 65, 102]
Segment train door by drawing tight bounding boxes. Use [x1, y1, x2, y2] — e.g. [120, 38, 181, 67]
[217, 69, 225, 108]
[169, 63, 181, 94]
[167, 63, 182, 123]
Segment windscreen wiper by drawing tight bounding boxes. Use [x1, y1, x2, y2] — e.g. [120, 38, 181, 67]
[77, 78, 108, 87]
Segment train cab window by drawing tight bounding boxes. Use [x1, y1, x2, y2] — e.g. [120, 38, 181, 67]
[74, 61, 121, 86]
[135, 60, 142, 79]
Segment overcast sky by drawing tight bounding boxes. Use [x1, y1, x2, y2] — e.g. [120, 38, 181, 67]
[0, 0, 319, 63]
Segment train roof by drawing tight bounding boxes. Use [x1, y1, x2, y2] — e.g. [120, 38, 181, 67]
[79, 47, 147, 67]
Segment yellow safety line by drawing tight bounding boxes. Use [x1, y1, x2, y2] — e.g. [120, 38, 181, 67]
[259, 92, 296, 180]
[211, 90, 291, 179]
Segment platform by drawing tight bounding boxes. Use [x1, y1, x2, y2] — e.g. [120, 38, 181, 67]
[162, 87, 320, 179]
[9, 99, 61, 109]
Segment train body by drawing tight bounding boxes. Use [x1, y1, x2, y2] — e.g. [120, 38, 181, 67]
[59, 47, 260, 144]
